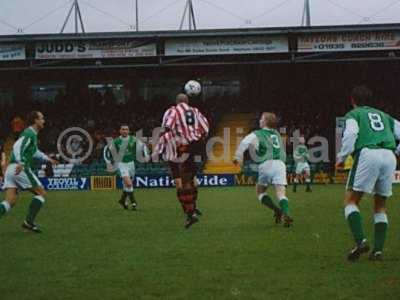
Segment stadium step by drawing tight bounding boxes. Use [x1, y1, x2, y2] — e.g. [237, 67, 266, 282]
[204, 113, 255, 174]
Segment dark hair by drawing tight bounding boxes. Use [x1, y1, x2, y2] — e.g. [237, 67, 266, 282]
[26, 111, 41, 125]
[120, 124, 129, 129]
[351, 86, 374, 106]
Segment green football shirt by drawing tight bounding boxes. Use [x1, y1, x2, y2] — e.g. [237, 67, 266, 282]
[113, 135, 137, 163]
[253, 128, 286, 163]
[345, 106, 396, 152]
[10, 127, 39, 168]
[294, 145, 309, 163]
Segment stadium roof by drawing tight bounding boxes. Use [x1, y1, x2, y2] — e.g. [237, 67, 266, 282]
[1, 22, 400, 71]
[0, 23, 400, 42]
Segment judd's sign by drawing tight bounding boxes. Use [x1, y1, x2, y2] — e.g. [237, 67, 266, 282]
[36, 40, 156, 59]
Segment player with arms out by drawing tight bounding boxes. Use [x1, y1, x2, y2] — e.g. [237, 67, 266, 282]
[108, 124, 150, 210]
[0, 111, 58, 233]
[292, 136, 312, 192]
[154, 93, 209, 229]
[234, 112, 293, 227]
[336, 86, 400, 261]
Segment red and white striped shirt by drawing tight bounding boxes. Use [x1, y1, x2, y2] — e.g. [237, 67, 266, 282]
[156, 102, 209, 161]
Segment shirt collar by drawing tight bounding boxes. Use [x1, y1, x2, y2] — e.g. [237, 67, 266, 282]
[29, 126, 38, 135]
[177, 102, 190, 109]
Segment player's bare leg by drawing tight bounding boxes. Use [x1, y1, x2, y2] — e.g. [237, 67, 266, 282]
[256, 184, 282, 224]
[0, 188, 18, 219]
[22, 186, 47, 233]
[344, 191, 369, 261]
[369, 195, 387, 261]
[275, 185, 293, 227]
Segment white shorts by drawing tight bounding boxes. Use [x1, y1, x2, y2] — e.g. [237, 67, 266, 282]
[258, 160, 287, 186]
[118, 161, 135, 178]
[347, 148, 396, 197]
[3, 163, 43, 190]
[295, 162, 310, 175]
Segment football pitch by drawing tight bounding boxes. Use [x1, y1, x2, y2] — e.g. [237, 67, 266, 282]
[1, 185, 399, 300]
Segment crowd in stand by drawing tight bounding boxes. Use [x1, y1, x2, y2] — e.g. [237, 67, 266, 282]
[0, 88, 218, 165]
[2, 82, 400, 168]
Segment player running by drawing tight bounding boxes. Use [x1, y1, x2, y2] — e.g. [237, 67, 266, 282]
[234, 112, 293, 227]
[336, 86, 400, 262]
[292, 136, 312, 192]
[154, 93, 209, 229]
[0, 111, 58, 233]
[107, 124, 150, 210]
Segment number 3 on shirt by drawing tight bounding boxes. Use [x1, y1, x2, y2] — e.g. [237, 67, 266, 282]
[271, 134, 281, 149]
[368, 113, 384, 131]
[185, 110, 195, 125]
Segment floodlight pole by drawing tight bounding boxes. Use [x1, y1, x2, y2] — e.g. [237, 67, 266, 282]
[179, 0, 197, 30]
[301, 0, 311, 27]
[135, 0, 139, 31]
[61, 0, 85, 34]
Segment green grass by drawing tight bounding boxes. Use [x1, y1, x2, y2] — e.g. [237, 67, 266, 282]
[1, 185, 400, 300]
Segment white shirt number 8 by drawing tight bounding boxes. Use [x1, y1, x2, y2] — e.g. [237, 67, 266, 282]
[368, 113, 384, 131]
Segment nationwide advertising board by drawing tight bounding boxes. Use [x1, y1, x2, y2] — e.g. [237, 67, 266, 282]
[298, 31, 400, 52]
[116, 174, 236, 189]
[0, 44, 25, 60]
[40, 177, 90, 190]
[35, 40, 157, 59]
[165, 36, 288, 56]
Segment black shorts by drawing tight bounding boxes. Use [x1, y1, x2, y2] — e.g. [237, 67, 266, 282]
[168, 141, 204, 181]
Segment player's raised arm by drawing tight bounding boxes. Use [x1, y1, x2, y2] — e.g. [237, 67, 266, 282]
[337, 118, 359, 164]
[194, 108, 209, 137]
[234, 133, 258, 165]
[161, 107, 177, 132]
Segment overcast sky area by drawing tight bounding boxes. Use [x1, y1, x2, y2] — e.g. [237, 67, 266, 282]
[0, 0, 399, 35]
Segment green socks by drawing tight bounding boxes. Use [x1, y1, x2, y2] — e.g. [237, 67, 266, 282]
[26, 196, 45, 224]
[305, 178, 311, 191]
[279, 198, 289, 215]
[293, 179, 298, 192]
[120, 191, 128, 202]
[345, 206, 388, 251]
[345, 204, 365, 245]
[0, 201, 11, 219]
[124, 186, 135, 204]
[128, 192, 136, 204]
[374, 213, 388, 252]
[258, 194, 279, 211]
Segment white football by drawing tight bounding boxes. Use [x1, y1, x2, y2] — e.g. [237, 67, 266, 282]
[184, 80, 202, 97]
